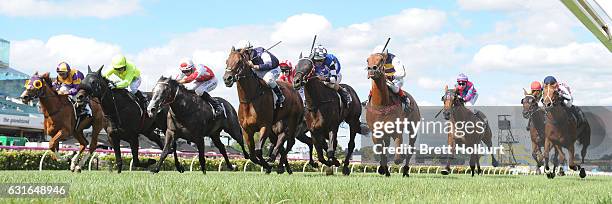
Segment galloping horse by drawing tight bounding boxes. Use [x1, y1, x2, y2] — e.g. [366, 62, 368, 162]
[293, 57, 363, 175]
[80, 66, 170, 173]
[521, 90, 562, 174]
[541, 84, 589, 178]
[20, 72, 108, 172]
[223, 47, 304, 174]
[366, 53, 421, 177]
[440, 86, 498, 176]
[147, 76, 249, 174]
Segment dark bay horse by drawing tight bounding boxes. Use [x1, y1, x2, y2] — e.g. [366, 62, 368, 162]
[441, 86, 498, 177]
[293, 57, 363, 175]
[366, 53, 421, 177]
[521, 90, 563, 174]
[223, 46, 304, 174]
[20, 72, 108, 172]
[541, 84, 589, 179]
[80, 66, 169, 173]
[147, 76, 249, 174]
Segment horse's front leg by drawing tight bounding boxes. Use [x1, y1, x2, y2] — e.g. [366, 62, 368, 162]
[441, 134, 455, 175]
[151, 129, 175, 173]
[255, 126, 272, 173]
[328, 130, 341, 167]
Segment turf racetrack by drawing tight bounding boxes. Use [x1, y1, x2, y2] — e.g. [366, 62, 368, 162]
[0, 171, 610, 203]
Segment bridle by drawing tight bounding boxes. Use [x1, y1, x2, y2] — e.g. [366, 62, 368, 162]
[225, 49, 265, 103]
[294, 58, 316, 85]
[366, 53, 387, 78]
[521, 95, 540, 119]
[153, 81, 180, 107]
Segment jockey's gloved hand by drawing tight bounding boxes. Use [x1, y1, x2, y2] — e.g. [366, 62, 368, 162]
[108, 82, 116, 89]
[246, 60, 255, 68]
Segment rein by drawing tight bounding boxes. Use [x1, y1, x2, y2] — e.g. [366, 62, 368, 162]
[226, 50, 265, 104]
[154, 81, 180, 107]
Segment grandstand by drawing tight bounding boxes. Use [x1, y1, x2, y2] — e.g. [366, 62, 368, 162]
[0, 38, 44, 141]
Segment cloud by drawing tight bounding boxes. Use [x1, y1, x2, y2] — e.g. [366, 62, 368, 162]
[10, 35, 121, 74]
[0, 0, 141, 18]
[457, 0, 531, 11]
[417, 77, 445, 91]
[468, 42, 612, 74]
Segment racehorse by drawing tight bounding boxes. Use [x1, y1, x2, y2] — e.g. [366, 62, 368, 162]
[440, 86, 498, 177]
[223, 46, 304, 174]
[541, 84, 589, 178]
[80, 66, 171, 173]
[147, 76, 249, 174]
[366, 52, 421, 177]
[20, 72, 108, 172]
[521, 90, 563, 174]
[293, 57, 363, 175]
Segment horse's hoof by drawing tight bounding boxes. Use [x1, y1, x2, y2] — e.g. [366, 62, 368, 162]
[309, 161, 319, 168]
[332, 159, 341, 167]
[385, 171, 391, 177]
[558, 170, 565, 177]
[276, 166, 285, 174]
[402, 166, 410, 177]
[265, 167, 272, 174]
[342, 166, 351, 176]
[378, 166, 387, 175]
[579, 168, 587, 178]
[325, 167, 334, 176]
[202, 170, 207, 175]
[441, 170, 449, 175]
[393, 158, 403, 165]
[177, 167, 185, 173]
[149, 169, 160, 174]
[492, 160, 499, 167]
[243, 154, 250, 160]
[75, 166, 82, 173]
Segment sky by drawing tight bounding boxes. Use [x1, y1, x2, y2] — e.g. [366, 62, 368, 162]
[2, 0, 612, 108]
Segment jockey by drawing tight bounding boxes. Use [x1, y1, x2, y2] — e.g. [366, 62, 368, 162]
[104, 54, 148, 109]
[455, 73, 478, 111]
[54, 62, 84, 96]
[238, 42, 284, 108]
[312, 44, 352, 106]
[278, 60, 295, 83]
[382, 52, 411, 112]
[53, 62, 90, 126]
[279, 60, 305, 101]
[176, 58, 223, 119]
[542, 76, 585, 124]
[530, 81, 543, 102]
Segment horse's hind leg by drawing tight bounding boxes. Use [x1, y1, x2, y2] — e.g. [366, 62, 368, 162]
[210, 132, 235, 171]
[129, 137, 155, 168]
[375, 137, 390, 177]
[403, 133, 417, 177]
[469, 154, 477, 177]
[543, 138, 553, 178]
[531, 140, 543, 174]
[283, 136, 296, 175]
[481, 132, 499, 167]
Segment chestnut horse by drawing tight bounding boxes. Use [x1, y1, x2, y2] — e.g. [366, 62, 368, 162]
[541, 84, 589, 179]
[441, 86, 498, 177]
[293, 57, 363, 175]
[20, 72, 108, 172]
[366, 53, 421, 177]
[223, 46, 304, 174]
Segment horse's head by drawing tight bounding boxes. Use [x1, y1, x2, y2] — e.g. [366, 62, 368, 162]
[81, 65, 109, 99]
[542, 83, 559, 107]
[223, 46, 252, 87]
[521, 88, 539, 119]
[147, 76, 179, 117]
[20, 72, 52, 104]
[366, 53, 387, 80]
[441, 85, 461, 120]
[293, 57, 315, 90]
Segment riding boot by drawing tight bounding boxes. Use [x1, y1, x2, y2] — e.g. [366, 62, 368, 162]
[398, 91, 411, 113]
[526, 118, 531, 131]
[338, 87, 352, 107]
[201, 92, 224, 119]
[272, 86, 285, 108]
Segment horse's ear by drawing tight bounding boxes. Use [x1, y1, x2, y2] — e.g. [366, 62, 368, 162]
[231, 46, 235, 52]
[41, 72, 50, 79]
[523, 88, 529, 96]
[299, 52, 303, 59]
[87, 65, 92, 73]
[96, 65, 103, 74]
[444, 85, 448, 92]
[33, 71, 38, 76]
